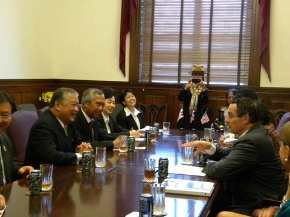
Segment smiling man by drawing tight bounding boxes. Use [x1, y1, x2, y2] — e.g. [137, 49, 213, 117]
[24, 87, 92, 168]
[74, 88, 121, 150]
[181, 97, 287, 216]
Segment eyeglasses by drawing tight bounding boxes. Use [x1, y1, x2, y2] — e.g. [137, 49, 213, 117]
[227, 113, 241, 119]
[0, 114, 11, 121]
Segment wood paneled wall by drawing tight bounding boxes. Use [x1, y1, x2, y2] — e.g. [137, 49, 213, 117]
[1, 79, 290, 129]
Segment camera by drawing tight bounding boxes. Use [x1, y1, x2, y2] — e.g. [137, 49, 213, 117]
[192, 78, 201, 83]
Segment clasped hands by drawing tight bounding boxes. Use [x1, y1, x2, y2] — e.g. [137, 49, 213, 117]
[76, 142, 93, 154]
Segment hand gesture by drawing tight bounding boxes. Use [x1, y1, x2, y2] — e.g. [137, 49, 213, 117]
[18, 166, 34, 179]
[181, 140, 212, 156]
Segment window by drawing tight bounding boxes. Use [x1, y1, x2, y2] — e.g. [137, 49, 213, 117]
[133, 0, 259, 85]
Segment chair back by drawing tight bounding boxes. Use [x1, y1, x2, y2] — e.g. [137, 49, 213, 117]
[17, 103, 37, 112]
[111, 104, 124, 121]
[269, 109, 288, 129]
[37, 106, 49, 117]
[7, 110, 39, 164]
[138, 103, 169, 126]
[276, 112, 290, 133]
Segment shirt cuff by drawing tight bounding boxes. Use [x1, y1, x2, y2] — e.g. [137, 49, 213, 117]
[203, 143, 216, 155]
[76, 153, 82, 164]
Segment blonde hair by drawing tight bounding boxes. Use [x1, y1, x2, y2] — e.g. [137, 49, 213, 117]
[280, 122, 290, 146]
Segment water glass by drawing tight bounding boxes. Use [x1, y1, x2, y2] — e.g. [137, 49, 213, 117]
[40, 164, 53, 192]
[151, 183, 166, 216]
[185, 133, 198, 142]
[204, 128, 213, 142]
[163, 122, 170, 135]
[181, 146, 194, 165]
[95, 147, 106, 167]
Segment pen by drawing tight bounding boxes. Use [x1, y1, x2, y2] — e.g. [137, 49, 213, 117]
[107, 164, 121, 173]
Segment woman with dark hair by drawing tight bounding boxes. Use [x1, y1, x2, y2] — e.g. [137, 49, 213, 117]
[116, 88, 145, 130]
[219, 88, 238, 124]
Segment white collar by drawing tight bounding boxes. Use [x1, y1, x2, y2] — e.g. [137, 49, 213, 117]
[124, 107, 140, 117]
[102, 113, 110, 123]
[81, 108, 92, 123]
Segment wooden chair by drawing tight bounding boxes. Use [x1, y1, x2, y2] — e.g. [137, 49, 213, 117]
[7, 110, 39, 165]
[138, 103, 169, 126]
[269, 109, 288, 129]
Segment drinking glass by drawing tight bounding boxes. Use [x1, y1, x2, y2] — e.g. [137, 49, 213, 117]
[181, 146, 194, 165]
[40, 164, 53, 192]
[151, 183, 166, 216]
[203, 128, 213, 142]
[162, 122, 170, 135]
[144, 159, 156, 182]
[95, 147, 106, 167]
[119, 135, 128, 153]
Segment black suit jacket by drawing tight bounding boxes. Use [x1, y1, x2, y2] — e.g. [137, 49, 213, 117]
[0, 133, 21, 185]
[203, 124, 287, 213]
[24, 110, 82, 168]
[97, 115, 130, 140]
[116, 109, 145, 130]
[74, 111, 114, 150]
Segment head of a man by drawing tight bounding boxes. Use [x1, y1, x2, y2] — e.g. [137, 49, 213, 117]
[49, 87, 79, 125]
[81, 88, 104, 119]
[226, 97, 265, 136]
[101, 88, 116, 116]
[119, 89, 136, 108]
[0, 91, 17, 133]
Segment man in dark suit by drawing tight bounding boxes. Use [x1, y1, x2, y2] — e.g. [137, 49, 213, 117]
[24, 88, 92, 169]
[182, 97, 287, 216]
[96, 88, 140, 140]
[74, 88, 121, 150]
[0, 91, 34, 208]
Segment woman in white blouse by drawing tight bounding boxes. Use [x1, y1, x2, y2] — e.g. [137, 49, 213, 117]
[116, 88, 145, 130]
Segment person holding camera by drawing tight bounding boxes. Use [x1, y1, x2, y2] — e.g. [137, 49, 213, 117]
[177, 65, 209, 131]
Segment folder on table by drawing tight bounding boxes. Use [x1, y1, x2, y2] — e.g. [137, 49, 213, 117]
[164, 179, 214, 197]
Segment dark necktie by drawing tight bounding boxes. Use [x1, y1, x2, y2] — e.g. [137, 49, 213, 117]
[89, 121, 94, 141]
[0, 138, 5, 186]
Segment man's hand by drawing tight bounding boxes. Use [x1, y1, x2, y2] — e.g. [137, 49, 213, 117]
[129, 130, 140, 138]
[181, 140, 212, 156]
[252, 206, 279, 217]
[113, 137, 121, 149]
[0, 194, 5, 210]
[76, 142, 93, 154]
[18, 166, 34, 179]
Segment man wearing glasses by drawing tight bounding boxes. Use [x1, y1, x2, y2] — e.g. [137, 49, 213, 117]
[182, 97, 287, 216]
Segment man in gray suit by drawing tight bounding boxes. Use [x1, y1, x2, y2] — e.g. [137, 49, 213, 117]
[182, 97, 287, 216]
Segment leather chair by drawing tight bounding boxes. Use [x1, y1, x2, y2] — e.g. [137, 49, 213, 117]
[37, 105, 49, 117]
[7, 110, 39, 165]
[138, 102, 169, 126]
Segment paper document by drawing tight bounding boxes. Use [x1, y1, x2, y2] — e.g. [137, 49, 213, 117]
[165, 179, 214, 196]
[168, 165, 206, 176]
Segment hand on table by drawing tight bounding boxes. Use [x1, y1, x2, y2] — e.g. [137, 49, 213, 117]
[181, 140, 212, 156]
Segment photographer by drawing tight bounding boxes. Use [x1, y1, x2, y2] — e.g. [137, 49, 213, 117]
[177, 65, 209, 131]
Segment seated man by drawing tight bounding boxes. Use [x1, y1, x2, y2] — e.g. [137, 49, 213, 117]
[24, 87, 92, 168]
[74, 88, 121, 150]
[182, 97, 287, 216]
[0, 91, 34, 188]
[96, 87, 140, 140]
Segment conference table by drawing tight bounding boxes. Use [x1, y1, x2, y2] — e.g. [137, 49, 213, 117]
[0, 129, 220, 217]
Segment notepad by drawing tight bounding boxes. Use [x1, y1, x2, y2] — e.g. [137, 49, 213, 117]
[168, 165, 206, 176]
[164, 179, 214, 197]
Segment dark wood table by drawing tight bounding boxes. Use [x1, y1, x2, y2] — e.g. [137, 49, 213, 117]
[0, 129, 220, 217]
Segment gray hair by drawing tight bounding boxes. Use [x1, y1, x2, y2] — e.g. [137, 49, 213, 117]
[49, 87, 78, 108]
[81, 88, 104, 104]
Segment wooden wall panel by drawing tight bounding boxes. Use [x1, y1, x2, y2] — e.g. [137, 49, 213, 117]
[1, 79, 290, 129]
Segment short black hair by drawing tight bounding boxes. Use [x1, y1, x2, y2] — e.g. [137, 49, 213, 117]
[119, 88, 135, 107]
[0, 91, 17, 113]
[234, 88, 258, 101]
[101, 88, 115, 100]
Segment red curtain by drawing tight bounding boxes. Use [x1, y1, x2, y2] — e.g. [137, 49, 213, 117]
[119, 0, 138, 76]
[259, 0, 271, 81]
